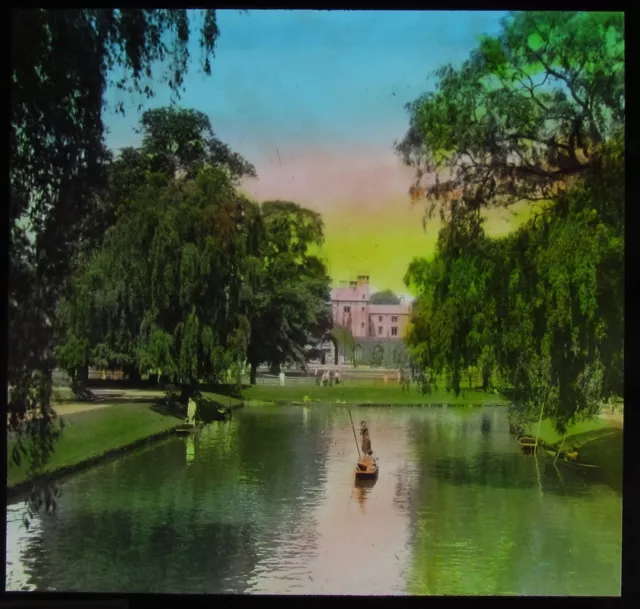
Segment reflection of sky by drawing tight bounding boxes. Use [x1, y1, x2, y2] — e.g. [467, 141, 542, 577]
[103, 10, 512, 294]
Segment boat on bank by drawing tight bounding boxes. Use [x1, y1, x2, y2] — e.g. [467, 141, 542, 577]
[517, 435, 538, 454]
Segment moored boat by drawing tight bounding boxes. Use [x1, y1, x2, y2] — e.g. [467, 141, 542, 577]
[517, 435, 538, 454]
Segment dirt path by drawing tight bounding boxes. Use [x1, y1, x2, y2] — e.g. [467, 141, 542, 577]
[53, 403, 113, 416]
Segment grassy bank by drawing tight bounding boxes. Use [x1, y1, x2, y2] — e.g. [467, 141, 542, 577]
[242, 384, 507, 405]
[7, 403, 181, 488]
[525, 417, 623, 492]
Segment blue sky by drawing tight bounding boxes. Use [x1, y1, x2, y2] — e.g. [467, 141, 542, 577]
[104, 10, 508, 156]
[103, 10, 511, 294]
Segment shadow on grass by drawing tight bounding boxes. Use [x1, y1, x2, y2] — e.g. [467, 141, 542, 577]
[149, 401, 186, 421]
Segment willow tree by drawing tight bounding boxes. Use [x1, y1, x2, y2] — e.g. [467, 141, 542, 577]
[405, 133, 623, 434]
[399, 11, 624, 433]
[61, 167, 261, 402]
[57, 105, 258, 389]
[10, 9, 221, 512]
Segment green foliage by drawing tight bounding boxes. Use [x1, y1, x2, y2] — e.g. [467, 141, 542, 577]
[397, 11, 624, 219]
[10, 9, 220, 516]
[62, 166, 259, 389]
[401, 12, 623, 434]
[247, 201, 332, 380]
[406, 136, 623, 433]
[370, 289, 401, 305]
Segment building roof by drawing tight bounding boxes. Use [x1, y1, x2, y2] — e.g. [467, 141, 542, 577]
[331, 287, 367, 302]
[368, 304, 411, 315]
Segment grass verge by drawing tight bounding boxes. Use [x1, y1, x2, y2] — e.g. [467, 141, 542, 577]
[242, 384, 507, 405]
[525, 417, 622, 492]
[7, 403, 181, 489]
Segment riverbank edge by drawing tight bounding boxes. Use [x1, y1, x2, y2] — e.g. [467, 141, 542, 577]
[6, 423, 183, 501]
[244, 399, 507, 407]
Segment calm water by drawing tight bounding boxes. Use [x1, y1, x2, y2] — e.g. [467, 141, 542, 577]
[6, 405, 621, 595]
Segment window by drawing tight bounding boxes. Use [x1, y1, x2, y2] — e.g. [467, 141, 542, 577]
[378, 326, 383, 335]
[392, 316, 398, 322]
[344, 306, 351, 313]
[378, 316, 383, 322]
[391, 327, 398, 336]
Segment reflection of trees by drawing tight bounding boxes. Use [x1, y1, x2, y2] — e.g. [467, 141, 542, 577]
[17, 406, 335, 593]
[404, 408, 622, 596]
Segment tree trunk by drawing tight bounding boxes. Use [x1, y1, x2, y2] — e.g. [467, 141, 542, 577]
[179, 384, 197, 405]
[78, 364, 89, 384]
[123, 365, 141, 383]
[269, 362, 281, 375]
[482, 368, 490, 392]
[250, 361, 258, 385]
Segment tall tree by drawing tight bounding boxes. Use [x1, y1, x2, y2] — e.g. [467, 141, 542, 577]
[60, 167, 261, 402]
[399, 11, 624, 433]
[370, 290, 401, 305]
[246, 201, 332, 384]
[10, 9, 220, 510]
[92, 106, 258, 244]
[57, 106, 258, 388]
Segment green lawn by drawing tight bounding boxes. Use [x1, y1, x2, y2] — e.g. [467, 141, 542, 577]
[524, 417, 613, 447]
[7, 403, 180, 488]
[242, 383, 507, 405]
[525, 416, 622, 492]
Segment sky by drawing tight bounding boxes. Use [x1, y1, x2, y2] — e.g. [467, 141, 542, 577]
[103, 10, 529, 296]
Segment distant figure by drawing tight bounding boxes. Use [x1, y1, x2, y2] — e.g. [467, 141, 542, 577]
[279, 371, 285, 387]
[360, 420, 372, 455]
[397, 369, 402, 385]
[383, 374, 388, 385]
[335, 370, 341, 386]
[328, 369, 334, 387]
[321, 370, 329, 387]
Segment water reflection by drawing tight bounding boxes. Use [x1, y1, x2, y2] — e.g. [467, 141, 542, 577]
[5, 405, 621, 596]
[353, 479, 376, 514]
[186, 436, 195, 464]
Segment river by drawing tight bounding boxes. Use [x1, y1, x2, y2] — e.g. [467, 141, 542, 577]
[5, 405, 621, 595]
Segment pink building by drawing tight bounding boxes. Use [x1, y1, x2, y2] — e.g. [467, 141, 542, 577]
[330, 275, 411, 339]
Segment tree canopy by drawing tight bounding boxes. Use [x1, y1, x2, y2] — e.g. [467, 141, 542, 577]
[10, 9, 220, 511]
[370, 290, 401, 305]
[396, 11, 624, 223]
[400, 11, 624, 434]
[58, 166, 260, 396]
[246, 201, 332, 382]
